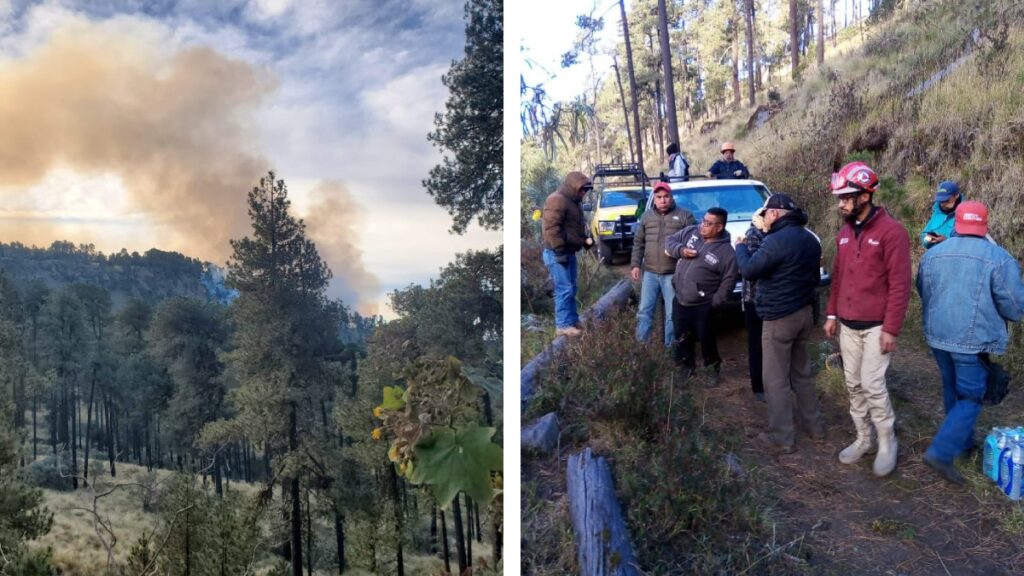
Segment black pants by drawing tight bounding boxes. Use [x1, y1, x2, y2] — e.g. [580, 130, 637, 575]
[744, 303, 764, 394]
[672, 299, 720, 372]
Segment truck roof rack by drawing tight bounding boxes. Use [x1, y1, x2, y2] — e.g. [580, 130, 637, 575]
[594, 163, 648, 182]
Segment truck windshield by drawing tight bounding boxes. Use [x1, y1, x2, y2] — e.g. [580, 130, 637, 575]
[672, 184, 769, 221]
[600, 189, 646, 208]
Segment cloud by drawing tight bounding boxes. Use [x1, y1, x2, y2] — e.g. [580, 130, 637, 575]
[0, 15, 380, 309]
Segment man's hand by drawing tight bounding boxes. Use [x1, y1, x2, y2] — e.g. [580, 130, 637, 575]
[630, 267, 641, 282]
[928, 233, 946, 244]
[734, 235, 747, 247]
[682, 247, 697, 259]
[880, 331, 898, 354]
[554, 253, 569, 264]
[824, 318, 837, 338]
[584, 237, 594, 249]
[733, 169, 743, 177]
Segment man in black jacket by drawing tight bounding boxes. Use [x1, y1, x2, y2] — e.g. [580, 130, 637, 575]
[666, 207, 738, 386]
[735, 194, 824, 454]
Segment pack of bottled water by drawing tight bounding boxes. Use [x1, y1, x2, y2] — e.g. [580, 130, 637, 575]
[983, 427, 1024, 500]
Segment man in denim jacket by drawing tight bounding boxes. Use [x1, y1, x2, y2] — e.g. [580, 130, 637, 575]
[917, 201, 1024, 485]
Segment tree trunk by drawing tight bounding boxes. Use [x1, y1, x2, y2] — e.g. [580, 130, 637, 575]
[790, 0, 800, 78]
[70, 379, 78, 490]
[620, 0, 645, 171]
[306, 487, 313, 576]
[32, 393, 37, 462]
[214, 451, 223, 497]
[817, 0, 825, 65]
[474, 500, 482, 544]
[389, 466, 404, 576]
[465, 493, 473, 568]
[831, 0, 838, 47]
[334, 508, 345, 574]
[745, 0, 756, 106]
[290, 404, 303, 576]
[84, 369, 96, 485]
[440, 509, 451, 574]
[731, 2, 741, 107]
[658, 0, 680, 148]
[430, 503, 438, 554]
[612, 54, 635, 163]
[452, 495, 467, 575]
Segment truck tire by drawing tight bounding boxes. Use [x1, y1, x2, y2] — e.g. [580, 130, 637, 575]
[597, 240, 613, 265]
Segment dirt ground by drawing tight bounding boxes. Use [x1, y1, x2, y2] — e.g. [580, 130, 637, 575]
[702, 320, 1024, 576]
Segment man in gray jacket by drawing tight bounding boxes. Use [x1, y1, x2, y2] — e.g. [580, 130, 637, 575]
[631, 182, 695, 346]
[666, 207, 739, 385]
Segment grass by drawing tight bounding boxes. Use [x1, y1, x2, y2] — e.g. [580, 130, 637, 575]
[26, 460, 492, 575]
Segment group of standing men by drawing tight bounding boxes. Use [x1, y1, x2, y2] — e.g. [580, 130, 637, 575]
[542, 154, 1024, 485]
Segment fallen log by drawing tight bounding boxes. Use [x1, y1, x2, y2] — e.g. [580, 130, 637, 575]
[521, 279, 633, 409]
[567, 448, 639, 576]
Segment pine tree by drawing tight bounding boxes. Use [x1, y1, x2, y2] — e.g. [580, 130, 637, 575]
[424, 0, 503, 234]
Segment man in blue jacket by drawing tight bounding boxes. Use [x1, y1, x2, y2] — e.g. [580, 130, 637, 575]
[735, 194, 824, 454]
[921, 180, 961, 249]
[917, 201, 1024, 484]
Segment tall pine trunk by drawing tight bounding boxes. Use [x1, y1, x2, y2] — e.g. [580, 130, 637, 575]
[790, 0, 799, 78]
[452, 495, 467, 575]
[290, 403, 303, 576]
[612, 54, 635, 162]
[389, 465, 405, 576]
[439, 509, 451, 574]
[657, 0, 680, 146]
[84, 368, 96, 484]
[620, 0, 644, 171]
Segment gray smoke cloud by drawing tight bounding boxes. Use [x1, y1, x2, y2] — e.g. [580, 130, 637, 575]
[0, 18, 379, 309]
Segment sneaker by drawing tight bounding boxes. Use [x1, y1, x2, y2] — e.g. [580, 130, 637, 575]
[555, 326, 582, 337]
[753, 432, 796, 455]
[923, 452, 965, 486]
[754, 392, 766, 403]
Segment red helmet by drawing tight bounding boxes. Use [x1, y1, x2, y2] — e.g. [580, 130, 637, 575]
[830, 161, 879, 195]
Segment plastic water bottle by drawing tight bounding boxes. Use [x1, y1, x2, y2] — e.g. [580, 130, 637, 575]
[1009, 442, 1024, 501]
[998, 432, 1020, 491]
[984, 428, 1006, 481]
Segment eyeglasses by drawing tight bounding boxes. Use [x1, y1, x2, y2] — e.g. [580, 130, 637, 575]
[700, 219, 722, 227]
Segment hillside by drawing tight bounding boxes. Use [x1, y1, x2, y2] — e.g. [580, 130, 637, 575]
[0, 241, 233, 308]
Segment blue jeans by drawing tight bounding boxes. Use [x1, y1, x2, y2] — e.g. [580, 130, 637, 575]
[543, 249, 579, 329]
[636, 271, 675, 346]
[926, 348, 986, 464]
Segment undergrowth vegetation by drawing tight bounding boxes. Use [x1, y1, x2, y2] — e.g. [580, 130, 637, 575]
[524, 310, 799, 575]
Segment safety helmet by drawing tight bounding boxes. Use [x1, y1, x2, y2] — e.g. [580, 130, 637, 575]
[721, 141, 736, 153]
[830, 161, 879, 195]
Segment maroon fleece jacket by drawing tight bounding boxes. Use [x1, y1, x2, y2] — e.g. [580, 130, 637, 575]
[826, 207, 912, 336]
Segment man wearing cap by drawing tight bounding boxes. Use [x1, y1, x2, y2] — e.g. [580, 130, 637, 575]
[666, 142, 690, 181]
[631, 182, 696, 345]
[921, 180, 962, 249]
[707, 142, 750, 179]
[542, 171, 595, 337]
[917, 201, 1024, 485]
[825, 161, 911, 477]
[736, 194, 825, 454]
[665, 207, 738, 385]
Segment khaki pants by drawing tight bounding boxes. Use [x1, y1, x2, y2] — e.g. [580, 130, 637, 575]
[839, 324, 896, 431]
[762, 305, 822, 447]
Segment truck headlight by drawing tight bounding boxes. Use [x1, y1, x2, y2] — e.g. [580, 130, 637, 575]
[598, 221, 615, 234]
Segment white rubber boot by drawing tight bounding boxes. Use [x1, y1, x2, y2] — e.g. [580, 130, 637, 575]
[839, 420, 877, 465]
[873, 423, 898, 477]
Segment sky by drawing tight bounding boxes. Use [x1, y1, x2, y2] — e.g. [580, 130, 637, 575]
[0, 0, 501, 317]
[520, 0, 629, 104]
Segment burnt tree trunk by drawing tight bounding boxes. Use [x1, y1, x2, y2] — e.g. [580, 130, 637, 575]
[620, 0, 645, 171]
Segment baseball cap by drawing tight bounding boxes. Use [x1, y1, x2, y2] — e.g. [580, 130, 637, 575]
[764, 193, 798, 211]
[652, 181, 672, 194]
[935, 180, 960, 202]
[954, 200, 988, 236]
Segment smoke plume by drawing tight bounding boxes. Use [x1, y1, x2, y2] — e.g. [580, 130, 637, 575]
[0, 18, 378, 309]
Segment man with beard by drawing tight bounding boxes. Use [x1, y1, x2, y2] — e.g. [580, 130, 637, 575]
[542, 171, 595, 337]
[921, 180, 961, 249]
[824, 161, 911, 477]
[736, 194, 825, 454]
[631, 181, 695, 346]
